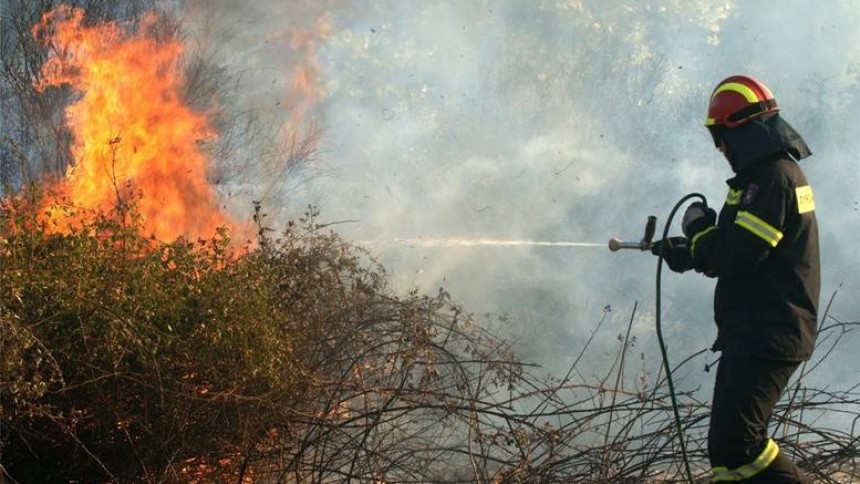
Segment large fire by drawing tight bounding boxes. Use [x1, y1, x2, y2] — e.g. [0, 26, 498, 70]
[34, 6, 245, 244]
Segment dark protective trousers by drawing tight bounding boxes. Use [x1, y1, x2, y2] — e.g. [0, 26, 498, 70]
[708, 356, 809, 482]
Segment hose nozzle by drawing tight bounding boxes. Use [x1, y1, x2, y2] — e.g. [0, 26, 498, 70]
[608, 215, 657, 252]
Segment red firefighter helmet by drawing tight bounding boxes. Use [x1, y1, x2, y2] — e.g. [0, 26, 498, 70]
[705, 75, 779, 129]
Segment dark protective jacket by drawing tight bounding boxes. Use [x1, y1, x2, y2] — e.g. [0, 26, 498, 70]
[691, 113, 820, 361]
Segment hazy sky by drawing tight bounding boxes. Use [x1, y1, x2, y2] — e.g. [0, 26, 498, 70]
[191, 0, 859, 386]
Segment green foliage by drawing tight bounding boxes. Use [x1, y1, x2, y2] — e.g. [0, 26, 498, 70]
[0, 190, 381, 481]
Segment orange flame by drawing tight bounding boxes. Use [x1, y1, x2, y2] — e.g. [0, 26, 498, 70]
[279, 16, 331, 125]
[34, 6, 245, 244]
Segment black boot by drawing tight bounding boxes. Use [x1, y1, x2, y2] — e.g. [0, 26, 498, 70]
[744, 453, 810, 483]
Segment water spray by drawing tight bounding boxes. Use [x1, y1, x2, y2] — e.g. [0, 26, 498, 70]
[387, 238, 607, 249]
[377, 215, 661, 252]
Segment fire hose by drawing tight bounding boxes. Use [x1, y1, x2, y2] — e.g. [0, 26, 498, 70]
[608, 193, 708, 484]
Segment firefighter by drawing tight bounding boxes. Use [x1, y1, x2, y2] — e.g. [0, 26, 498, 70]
[655, 75, 820, 482]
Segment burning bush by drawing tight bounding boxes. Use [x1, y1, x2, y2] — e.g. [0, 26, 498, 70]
[2, 188, 280, 481]
[0, 191, 523, 481]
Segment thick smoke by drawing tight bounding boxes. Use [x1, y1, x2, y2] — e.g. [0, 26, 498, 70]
[194, 1, 859, 383]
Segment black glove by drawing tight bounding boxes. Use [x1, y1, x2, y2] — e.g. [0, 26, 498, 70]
[651, 236, 693, 273]
[681, 202, 716, 238]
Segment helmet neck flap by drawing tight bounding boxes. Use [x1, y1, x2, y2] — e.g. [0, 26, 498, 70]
[720, 112, 811, 173]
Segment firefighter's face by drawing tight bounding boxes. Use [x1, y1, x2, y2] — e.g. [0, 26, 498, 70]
[716, 139, 735, 170]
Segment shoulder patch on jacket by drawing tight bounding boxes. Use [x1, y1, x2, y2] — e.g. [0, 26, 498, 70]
[796, 185, 815, 214]
[741, 183, 759, 206]
[726, 188, 743, 206]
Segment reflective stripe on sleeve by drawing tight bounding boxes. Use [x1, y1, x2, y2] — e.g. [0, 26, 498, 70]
[735, 211, 783, 247]
[690, 225, 718, 257]
[712, 438, 780, 481]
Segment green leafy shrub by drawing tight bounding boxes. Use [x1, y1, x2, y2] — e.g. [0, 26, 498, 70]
[1, 188, 306, 481]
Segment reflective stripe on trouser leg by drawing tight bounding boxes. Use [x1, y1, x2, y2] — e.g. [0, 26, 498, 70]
[712, 438, 780, 481]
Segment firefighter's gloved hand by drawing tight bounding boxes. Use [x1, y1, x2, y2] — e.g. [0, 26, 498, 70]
[651, 237, 693, 273]
[682, 202, 717, 238]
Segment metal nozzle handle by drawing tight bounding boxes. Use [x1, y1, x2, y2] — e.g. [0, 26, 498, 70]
[608, 215, 658, 252]
[642, 215, 657, 248]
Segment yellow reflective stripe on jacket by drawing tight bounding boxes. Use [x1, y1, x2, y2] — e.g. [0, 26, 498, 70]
[712, 438, 780, 481]
[726, 188, 743, 206]
[735, 211, 783, 247]
[691, 225, 718, 256]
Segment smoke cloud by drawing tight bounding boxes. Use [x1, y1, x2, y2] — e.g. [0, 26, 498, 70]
[190, 1, 859, 384]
